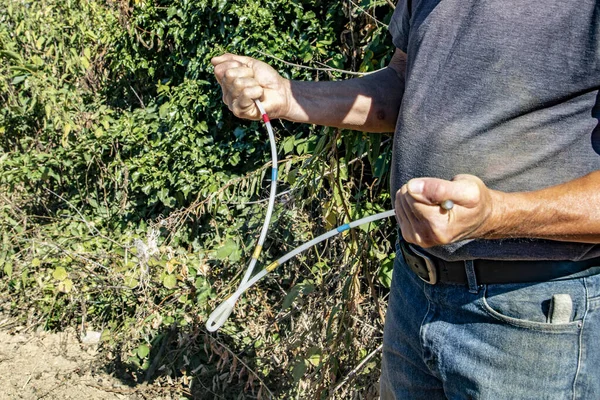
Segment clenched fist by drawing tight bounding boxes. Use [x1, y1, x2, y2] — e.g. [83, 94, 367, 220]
[395, 174, 502, 248]
[211, 53, 291, 120]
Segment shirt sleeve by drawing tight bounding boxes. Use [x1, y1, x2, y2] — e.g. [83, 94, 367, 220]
[388, 0, 412, 52]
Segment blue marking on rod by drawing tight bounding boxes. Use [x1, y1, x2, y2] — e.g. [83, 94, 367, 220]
[271, 168, 278, 181]
[337, 223, 350, 233]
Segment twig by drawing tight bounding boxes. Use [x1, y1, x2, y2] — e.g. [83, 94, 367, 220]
[332, 344, 383, 393]
[350, 314, 383, 334]
[348, 0, 389, 27]
[256, 50, 376, 76]
[347, 0, 357, 71]
[26, 238, 110, 272]
[36, 381, 68, 399]
[22, 374, 33, 390]
[145, 327, 174, 381]
[0, 317, 19, 330]
[204, 334, 275, 399]
[226, 137, 391, 206]
[130, 84, 145, 108]
[44, 188, 125, 248]
[87, 383, 192, 397]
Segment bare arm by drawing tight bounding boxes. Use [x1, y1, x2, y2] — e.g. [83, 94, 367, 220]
[395, 171, 600, 248]
[487, 170, 600, 243]
[211, 49, 407, 132]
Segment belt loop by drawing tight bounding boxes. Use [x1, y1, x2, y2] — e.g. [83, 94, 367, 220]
[464, 260, 479, 293]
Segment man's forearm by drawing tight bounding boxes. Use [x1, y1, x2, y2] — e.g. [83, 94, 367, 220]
[280, 68, 402, 132]
[486, 170, 600, 243]
[212, 49, 406, 132]
[280, 50, 407, 132]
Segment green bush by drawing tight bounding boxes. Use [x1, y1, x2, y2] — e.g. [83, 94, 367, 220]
[0, 0, 397, 397]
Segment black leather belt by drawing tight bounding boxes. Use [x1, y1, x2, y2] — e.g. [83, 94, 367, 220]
[399, 240, 600, 285]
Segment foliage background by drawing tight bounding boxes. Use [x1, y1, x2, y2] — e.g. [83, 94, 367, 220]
[0, 0, 398, 398]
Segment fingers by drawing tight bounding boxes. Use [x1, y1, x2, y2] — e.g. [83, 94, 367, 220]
[211, 53, 255, 68]
[232, 84, 263, 111]
[407, 175, 481, 208]
[396, 185, 451, 247]
[221, 73, 261, 104]
[215, 63, 253, 85]
[396, 174, 495, 247]
[213, 60, 263, 119]
[227, 86, 264, 118]
[395, 186, 422, 244]
[212, 53, 289, 120]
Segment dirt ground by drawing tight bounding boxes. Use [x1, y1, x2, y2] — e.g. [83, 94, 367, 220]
[0, 320, 182, 400]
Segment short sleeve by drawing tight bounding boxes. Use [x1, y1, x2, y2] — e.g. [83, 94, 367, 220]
[388, 0, 412, 52]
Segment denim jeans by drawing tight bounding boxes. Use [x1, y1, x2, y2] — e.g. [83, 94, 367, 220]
[380, 243, 600, 399]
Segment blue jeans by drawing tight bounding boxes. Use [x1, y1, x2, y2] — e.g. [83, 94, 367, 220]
[380, 244, 600, 399]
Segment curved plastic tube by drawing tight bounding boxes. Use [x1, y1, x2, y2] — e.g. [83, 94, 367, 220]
[206, 99, 277, 332]
[206, 209, 396, 331]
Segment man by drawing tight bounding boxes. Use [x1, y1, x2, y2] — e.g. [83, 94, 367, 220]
[212, 0, 600, 398]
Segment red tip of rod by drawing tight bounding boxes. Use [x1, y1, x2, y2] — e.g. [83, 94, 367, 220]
[262, 114, 270, 123]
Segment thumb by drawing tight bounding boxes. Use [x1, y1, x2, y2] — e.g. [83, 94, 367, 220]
[407, 175, 482, 207]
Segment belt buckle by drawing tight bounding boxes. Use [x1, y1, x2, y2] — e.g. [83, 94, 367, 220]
[405, 243, 438, 285]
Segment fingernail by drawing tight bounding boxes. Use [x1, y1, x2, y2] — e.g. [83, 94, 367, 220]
[408, 179, 424, 194]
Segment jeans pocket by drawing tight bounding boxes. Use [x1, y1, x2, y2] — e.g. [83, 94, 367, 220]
[480, 279, 585, 333]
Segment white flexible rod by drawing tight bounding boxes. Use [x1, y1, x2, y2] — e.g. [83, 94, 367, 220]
[205, 209, 397, 331]
[237, 100, 278, 287]
[206, 99, 278, 332]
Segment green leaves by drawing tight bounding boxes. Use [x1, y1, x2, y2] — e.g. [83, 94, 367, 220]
[378, 254, 395, 289]
[163, 274, 177, 289]
[282, 282, 315, 310]
[0, 0, 397, 397]
[137, 343, 150, 358]
[11, 75, 27, 85]
[52, 267, 73, 293]
[57, 279, 74, 293]
[214, 239, 241, 262]
[52, 267, 68, 281]
[0, 50, 23, 62]
[291, 359, 307, 383]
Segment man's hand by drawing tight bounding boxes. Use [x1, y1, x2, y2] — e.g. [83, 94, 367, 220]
[211, 53, 291, 120]
[212, 49, 407, 131]
[395, 174, 501, 248]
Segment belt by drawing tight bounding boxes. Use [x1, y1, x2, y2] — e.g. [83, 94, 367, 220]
[399, 240, 600, 285]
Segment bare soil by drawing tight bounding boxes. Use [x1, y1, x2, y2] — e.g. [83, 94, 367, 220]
[0, 322, 182, 400]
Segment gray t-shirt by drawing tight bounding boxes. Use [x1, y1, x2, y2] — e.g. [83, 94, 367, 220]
[389, 0, 600, 261]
